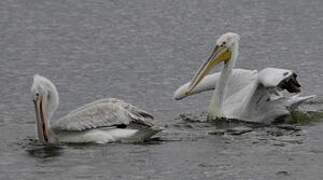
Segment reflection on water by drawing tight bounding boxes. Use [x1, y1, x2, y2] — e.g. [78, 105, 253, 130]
[26, 144, 63, 159]
[24, 136, 165, 160]
[290, 97, 323, 124]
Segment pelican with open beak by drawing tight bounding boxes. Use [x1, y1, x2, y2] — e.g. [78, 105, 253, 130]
[174, 32, 314, 123]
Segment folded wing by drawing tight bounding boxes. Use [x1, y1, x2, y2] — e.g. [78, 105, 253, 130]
[51, 98, 154, 131]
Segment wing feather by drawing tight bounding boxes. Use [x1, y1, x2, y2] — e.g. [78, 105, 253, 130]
[257, 68, 294, 87]
[51, 98, 154, 131]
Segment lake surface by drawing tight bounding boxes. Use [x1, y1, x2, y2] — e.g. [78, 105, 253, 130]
[0, 0, 323, 179]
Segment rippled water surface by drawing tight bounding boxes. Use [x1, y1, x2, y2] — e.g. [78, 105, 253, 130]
[1, 0, 323, 179]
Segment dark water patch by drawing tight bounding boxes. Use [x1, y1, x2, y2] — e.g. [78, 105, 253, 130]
[288, 96, 323, 124]
[26, 144, 63, 159]
[226, 126, 253, 135]
[288, 110, 323, 124]
[128, 137, 166, 145]
[21, 138, 64, 159]
[276, 170, 290, 177]
[175, 112, 209, 123]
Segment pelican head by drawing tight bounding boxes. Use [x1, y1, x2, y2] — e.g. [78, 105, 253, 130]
[31, 74, 59, 143]
[185, 32, 240, 95]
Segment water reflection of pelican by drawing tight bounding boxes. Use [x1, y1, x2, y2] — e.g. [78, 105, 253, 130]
[174, 32, 314, 123]
[31, 75, 162, 144]
[27, 145, 63, 158]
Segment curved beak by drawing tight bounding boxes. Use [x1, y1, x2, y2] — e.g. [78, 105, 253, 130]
[185, 45, 231, 95]
[33, 95, 49, 143]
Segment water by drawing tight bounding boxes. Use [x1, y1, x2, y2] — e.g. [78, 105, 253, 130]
[1, 0, 323, 179]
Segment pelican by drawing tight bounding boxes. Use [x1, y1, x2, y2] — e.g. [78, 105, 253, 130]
[31, 74, 162, 144]
[174, 32, 314, 124]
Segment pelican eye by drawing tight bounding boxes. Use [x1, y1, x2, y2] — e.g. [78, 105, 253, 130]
[35, 93, 40, 97]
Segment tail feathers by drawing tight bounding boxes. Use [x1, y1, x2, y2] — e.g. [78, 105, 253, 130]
[121, 125, 164, 143]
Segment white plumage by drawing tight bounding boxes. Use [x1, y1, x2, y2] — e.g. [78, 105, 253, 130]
[174, 32, 314, 123]
[31, 75, 162, 144]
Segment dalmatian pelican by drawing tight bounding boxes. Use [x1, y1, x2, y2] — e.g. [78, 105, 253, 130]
[174, 32, 314, 123]
[31, 74, 162, 144]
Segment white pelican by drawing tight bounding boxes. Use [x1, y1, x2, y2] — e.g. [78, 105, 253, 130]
[31, 74, 162, 144]
[174, 32, 314, 124]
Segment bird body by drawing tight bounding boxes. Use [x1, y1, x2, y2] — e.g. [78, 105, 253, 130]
[174, 32, 314, 123]
[31, 75, 162, 144]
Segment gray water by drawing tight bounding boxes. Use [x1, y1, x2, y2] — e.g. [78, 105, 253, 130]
[1, 0, 323, 179]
